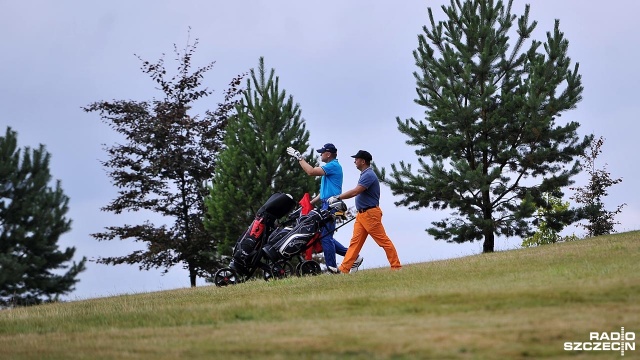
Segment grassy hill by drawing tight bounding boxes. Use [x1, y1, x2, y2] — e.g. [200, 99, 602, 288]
[1, 231, 639, 359]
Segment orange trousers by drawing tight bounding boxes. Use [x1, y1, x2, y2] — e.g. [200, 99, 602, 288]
[338, 207, 401, 273]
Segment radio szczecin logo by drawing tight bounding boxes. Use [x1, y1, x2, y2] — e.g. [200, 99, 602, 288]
[564, 327, 635, 356]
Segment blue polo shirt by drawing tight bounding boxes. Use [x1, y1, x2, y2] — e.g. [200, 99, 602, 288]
[319, 159, 342, 200]
[355, 167, 380, 210]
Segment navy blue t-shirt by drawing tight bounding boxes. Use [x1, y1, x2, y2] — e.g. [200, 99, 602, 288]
[355, 167, 380, 210]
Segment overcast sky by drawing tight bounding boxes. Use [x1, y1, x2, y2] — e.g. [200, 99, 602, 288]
[2, 0, 638, 301]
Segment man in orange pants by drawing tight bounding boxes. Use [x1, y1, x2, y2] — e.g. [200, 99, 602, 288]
[328, 150, 401, 273]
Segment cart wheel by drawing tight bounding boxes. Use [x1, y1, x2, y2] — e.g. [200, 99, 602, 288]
[295, 262, 303, 276]
[263, 268, 273, 282]
[270, 261, 294, 280]
[214, 268, 238, 287]
[299, 260, 322, 276]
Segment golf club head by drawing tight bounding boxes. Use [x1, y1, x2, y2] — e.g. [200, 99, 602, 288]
[329, 200, 347, 213]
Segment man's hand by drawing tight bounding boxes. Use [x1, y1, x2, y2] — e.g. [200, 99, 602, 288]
[286, 147, 303, 161]
[327, 196, 340, 204]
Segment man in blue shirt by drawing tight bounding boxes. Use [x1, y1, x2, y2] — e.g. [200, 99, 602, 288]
[329, 150, 401, 273]
[287, 143, 363, 273]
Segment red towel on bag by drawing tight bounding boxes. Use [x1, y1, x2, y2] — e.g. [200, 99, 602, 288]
[299, 193, 313, 215]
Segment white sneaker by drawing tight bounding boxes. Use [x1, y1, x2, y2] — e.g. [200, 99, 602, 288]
[350, 255, 364, 273]
[327, 266, 342, 274]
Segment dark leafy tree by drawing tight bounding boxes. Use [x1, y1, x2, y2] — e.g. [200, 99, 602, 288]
[375, 0, 592, 252]
[204, 57, 317, 255]
[83, 38, 244, 287]
[0, 127, 86, 307]
[570, 137, 625, 237]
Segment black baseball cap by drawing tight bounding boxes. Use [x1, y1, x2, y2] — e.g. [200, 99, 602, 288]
[316, 143, 337, 153]
[351, 150, 372, 161]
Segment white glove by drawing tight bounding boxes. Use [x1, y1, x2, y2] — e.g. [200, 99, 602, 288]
[327, 196, 340, 204]
[286, 147, 303, 161]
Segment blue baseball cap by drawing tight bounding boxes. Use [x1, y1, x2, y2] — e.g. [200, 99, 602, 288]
[316, 143, 337, 153]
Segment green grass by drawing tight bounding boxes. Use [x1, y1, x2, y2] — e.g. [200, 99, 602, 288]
[1, 231, 639, 359]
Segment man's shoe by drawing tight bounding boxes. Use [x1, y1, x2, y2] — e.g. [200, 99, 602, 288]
[327, 266, 342, 274]
[350, 255, 364, 273]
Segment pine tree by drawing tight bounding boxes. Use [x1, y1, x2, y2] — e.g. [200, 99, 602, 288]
[570, 137, 625, 237]
[376, 0, 592, 252]
[83, 38, 244, 287]
[204, 57, 317, 255]
[0, 127, 86, 307]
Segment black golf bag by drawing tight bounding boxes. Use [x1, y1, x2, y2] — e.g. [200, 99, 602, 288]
[262, 201, 346, 264]
[229, 193, 296, 275]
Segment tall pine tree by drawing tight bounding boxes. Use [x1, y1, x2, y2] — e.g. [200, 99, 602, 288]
[205, 57, 317, 255]
[0, 127, 86, 307]
[376, 0, 592, 252]
[83, 38, 244, 287]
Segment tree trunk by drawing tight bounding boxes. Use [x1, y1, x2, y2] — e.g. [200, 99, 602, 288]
[482, 187, 494, 253]
[189, 264, 197, 287]
[482, 230, 494, 253]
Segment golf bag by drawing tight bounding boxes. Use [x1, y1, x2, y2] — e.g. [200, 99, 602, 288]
[229, 193, 296, 275]
[262, 201, 347, 264]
